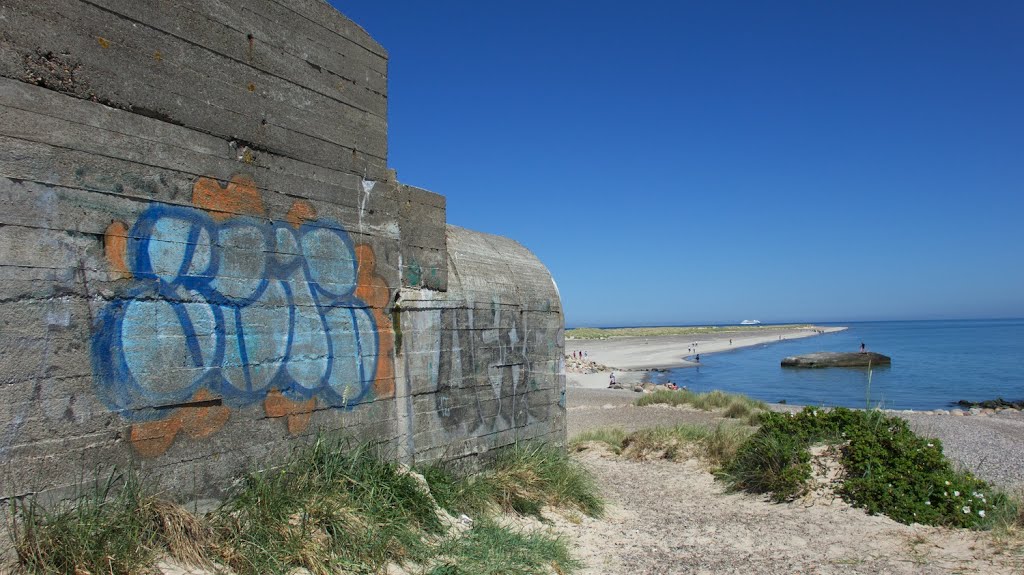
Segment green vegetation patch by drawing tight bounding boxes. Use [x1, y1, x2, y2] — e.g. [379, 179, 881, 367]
[636, 389, 767, 422]
[12, 473, 212, 575]
[572, 423, 754, 467]
[719, 407, 1020, 528]
[420, 443, 603, 520]
[10, 440, 601, 575]
[213, 440, 442, 574]
[429, 519, 578, 575]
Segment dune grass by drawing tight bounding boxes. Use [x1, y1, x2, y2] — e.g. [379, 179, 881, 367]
[570, 428, 630, 454]
[572, 423, 754, 467]
[429, 518, 579, 575]
[9, 439, 600, 575]
[11, 472, 212, 575]
[212, 440, 442, 575]
[421, 443, 604, 520]
[636, 389, 767, 425]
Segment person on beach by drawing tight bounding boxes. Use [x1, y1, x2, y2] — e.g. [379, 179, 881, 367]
[695, 354, 700, 362]
[860, 342, 866, 353]
[609, 372, 616, 387]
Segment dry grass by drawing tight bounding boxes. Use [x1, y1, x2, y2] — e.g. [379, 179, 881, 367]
[573, 423, 754, 467]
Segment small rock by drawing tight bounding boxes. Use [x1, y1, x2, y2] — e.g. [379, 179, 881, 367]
[951, 410, 964, 416]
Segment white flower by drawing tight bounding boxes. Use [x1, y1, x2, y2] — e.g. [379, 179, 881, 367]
[945, 481, 951, 486]
[962, 506, 971, 514]
[927, 443, 933, 447]
[954, 490, 960, 497]
[944, 491, 948, 496]
[978, 510, 986, 518]
[925, 501, 931, 505]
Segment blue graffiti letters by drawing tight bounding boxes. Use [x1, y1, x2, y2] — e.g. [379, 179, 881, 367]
[92, 203, 378, 421]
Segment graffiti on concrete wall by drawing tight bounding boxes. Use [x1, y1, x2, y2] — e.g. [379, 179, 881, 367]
[92, 174, 394, 456]
[431, 303, 550, 436]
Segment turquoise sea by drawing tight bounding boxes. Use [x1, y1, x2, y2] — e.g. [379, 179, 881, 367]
[645, 319, 1024, 411]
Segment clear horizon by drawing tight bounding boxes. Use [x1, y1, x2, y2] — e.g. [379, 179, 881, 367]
[566, 316, 1024, 330]
[334, 1, 1024, 326]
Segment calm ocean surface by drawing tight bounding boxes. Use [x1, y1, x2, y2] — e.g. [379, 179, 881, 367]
[645, 319, 1024, 411]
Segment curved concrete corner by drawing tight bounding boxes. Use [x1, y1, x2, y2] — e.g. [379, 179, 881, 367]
[396, 226, 565, 465]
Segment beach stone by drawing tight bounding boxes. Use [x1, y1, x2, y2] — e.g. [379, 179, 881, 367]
[633, 385, 644, 393]
[951, 410, 964, 416]
[781, 351, 891, 368]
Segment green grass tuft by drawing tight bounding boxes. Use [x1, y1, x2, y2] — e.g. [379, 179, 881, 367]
[11, 471, 213, 575]
[485, 444, 604, 519]
[430, 518, 578, 575]
[212, 439, 441, 574]
[572, 423, 753, 467]
[570, 428, 629, 454]
[635, 389, 768, 418]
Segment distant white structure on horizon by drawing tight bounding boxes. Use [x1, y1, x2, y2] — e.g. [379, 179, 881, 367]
[740, 319, 762, 325]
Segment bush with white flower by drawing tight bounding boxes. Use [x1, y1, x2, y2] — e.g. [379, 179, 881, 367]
[721, 407, 1015, 529]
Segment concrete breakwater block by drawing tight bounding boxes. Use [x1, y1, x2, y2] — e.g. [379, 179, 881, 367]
[781, 352, 891, 368]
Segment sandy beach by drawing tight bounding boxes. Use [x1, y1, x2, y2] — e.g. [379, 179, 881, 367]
[554, 330, 1024, 574]
[565, 325, 846, 389]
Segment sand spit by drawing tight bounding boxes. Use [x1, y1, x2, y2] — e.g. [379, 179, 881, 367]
[565, 325, 845, 389]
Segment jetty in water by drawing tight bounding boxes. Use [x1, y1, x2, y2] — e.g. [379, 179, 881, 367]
[781, 352, 891, 368]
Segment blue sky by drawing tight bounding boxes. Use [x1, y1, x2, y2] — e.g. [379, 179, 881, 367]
[331, 1, 1024, 327]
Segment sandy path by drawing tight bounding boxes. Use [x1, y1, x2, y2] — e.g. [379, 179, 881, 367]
[565, 326, 845, 389]
[555, 448, 1022, 574]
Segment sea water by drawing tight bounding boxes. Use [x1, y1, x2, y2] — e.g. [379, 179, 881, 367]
[648, 319, 1024, 411]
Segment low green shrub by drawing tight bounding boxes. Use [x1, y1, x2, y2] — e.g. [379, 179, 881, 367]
[721, 407, 1015, 528]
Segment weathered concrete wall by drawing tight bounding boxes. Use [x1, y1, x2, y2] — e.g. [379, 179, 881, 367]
[399, 226, 566, 464]
[0, 0, 564, 502]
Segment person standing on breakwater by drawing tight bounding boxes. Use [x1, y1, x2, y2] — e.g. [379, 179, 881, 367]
[860, 342, 866, 353]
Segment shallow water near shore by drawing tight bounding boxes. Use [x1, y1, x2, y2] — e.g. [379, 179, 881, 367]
[647, 319, 1024, 411]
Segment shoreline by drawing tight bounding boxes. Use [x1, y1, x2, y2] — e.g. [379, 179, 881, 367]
[564, 325, 847, 389]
